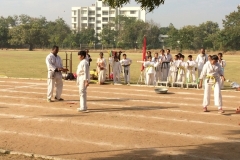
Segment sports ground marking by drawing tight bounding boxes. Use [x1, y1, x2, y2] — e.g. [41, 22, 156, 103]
[0, 113, 239, 143]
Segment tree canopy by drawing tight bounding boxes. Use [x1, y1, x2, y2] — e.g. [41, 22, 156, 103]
[103, 0, 165, 12]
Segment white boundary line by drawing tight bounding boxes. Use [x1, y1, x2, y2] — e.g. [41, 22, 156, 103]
[0, 92, 237, 110]
[0, 80, 238, 96]
[0, 113, 239, 143]
[0, 128, 125, 148]
[0, 102, 238, 128]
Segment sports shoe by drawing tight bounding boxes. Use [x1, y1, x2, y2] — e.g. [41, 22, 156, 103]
[55, 97, 64, 101]
[47, 99, 53, 102]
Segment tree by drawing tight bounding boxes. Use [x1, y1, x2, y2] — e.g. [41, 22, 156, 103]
[221, 6, 240, 50]
[8, 15, 49, 50]
[103, 0, 165, 12]
[0, 17, 9, 48]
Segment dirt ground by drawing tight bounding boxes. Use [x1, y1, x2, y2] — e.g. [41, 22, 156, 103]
[0, 78, 239, 160]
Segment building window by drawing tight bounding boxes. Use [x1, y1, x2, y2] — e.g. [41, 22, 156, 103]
[89, 18, 95, 22]
[97, 27, 101, 30]
[97, 14, 101, 17]
[120, 11, 126, 14]
[81, 10, 87, 14]
[73, 10, 76, 15]
[81, 17, 87, 20]
[89, 11, 95, 15]
[74, 17, 76, 22]
[110, 11, 115, 14]
[97, 20, 101, 23]
[102, 11, 108, 15]
[109, 17, 115, 22]
[97, 7, 101, 10]
[130, 11, 136, 14]
[102, 17, 108, 22]
[74, 24, 76, 28]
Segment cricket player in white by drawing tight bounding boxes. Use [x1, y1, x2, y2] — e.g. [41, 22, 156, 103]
[97, 52, 107, 85]
[218, 53, 226, 89]
[46, 46, 68, 102]
[177, 55, 186, 83]
[111, 56, 122, 84]
[199, 55, 225, 113]
[195, 48, 208, 78]
[144, 56, 159, 85]
[186, 55, 197, 83]
[152, 53, 161, 83]
[120, 54, 132, 84]
[76, 50, 90, 112]
[168, 55, 178, 83]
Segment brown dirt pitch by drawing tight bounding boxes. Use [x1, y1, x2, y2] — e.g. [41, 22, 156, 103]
[0, 78, 239, 160]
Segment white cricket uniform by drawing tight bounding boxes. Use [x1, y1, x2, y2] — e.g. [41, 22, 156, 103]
[120, 58, 132, 84]
[186, 60, 197, 83]
[46, 53, 63, 100]
[97, 58, 107, 83]
[199, 62, 224, 109]
[144, 61, 159, 85]
[76, 59, 90, 111]
[152, 57, 161, 82]
[195, 54, 208, 78]
[160, 54, 171, 81]
[218, 59, 226, 89]
[112, 61, 122, 84]
[177, 61, 187, 83]
[168, 61, 178, 83]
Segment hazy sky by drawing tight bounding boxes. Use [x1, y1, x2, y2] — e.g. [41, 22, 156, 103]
[0, 0, 239, 28]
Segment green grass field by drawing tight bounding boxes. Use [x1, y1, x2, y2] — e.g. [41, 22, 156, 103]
[0, 50, 239, 88]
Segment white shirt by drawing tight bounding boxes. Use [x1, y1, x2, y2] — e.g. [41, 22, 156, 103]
[46, 53, 63, 78]
[178, 61, 187, 74]
[144, 61, 159, 74]
[218, 59, 226, 70]
[169, 60, 178, 72]
[76, 59, 90, 84]
[186, 60, 197, 71]
[199, 62, 223, 80]
[195, 54, 208, 70]
[112, 61, 122, 73]
[97, 58, 107, 70]
[120, 58, 132, 70]
[46, 53, 63, 71]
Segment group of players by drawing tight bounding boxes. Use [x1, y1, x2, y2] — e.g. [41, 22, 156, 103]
[46, 46, 234, 114]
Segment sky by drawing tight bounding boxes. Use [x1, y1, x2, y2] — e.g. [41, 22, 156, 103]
[0, 0, 239, 29]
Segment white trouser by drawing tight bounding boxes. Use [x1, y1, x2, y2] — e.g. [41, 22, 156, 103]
[123, 69, 130, 83]
[168, 71, 177, 83]
[220, 78, 224, 89]
[186, 70, 196, 83]
[113, 71, 121, 83]
[177, 74, 185, 83]
[155, 70, 161, 82]
[203, 79, 222, 109]
[161, 68, 168, 81]
[98, 70, 106, 83]
[78, 80, 87, 110]
[47, 73, 63, 99]
[197, 69, 202, 79]
[146, 73, 154, 85]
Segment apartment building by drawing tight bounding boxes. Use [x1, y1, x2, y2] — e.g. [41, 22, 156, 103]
[71, 0, 145, 34]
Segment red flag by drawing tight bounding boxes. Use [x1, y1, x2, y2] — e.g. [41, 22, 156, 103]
[141, 36, 147, 71]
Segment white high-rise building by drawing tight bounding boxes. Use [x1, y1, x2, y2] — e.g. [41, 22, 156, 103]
[71, 0, 145, 34]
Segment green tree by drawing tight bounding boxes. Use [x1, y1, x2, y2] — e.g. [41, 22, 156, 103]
[8, 15, 49, 51]
[221, 6, 240, 50]
[103, 0, 165, 12]
[0, 17, 9, 48]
